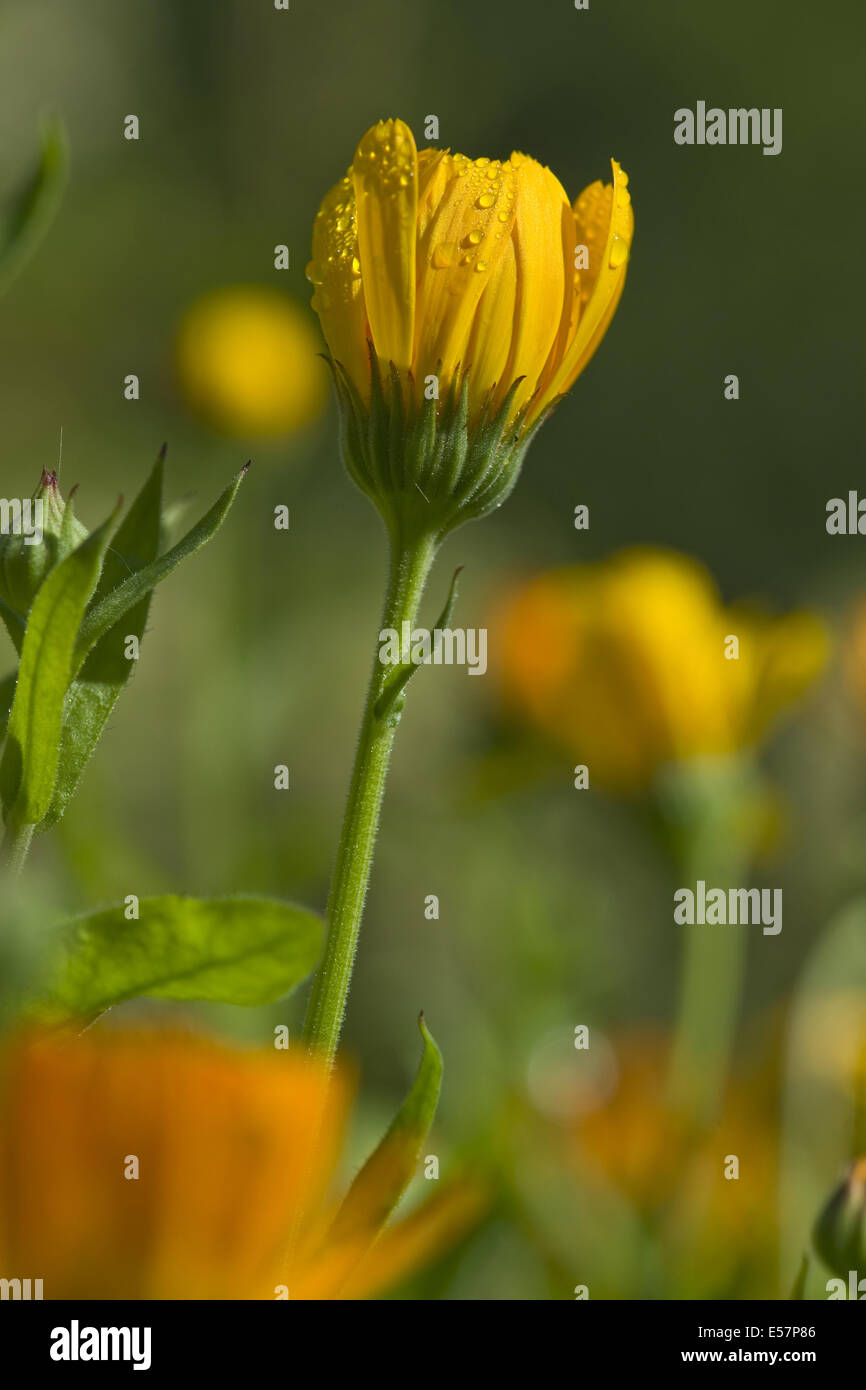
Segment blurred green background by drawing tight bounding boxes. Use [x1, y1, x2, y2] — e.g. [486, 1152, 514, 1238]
[2, 0, 865, 1299]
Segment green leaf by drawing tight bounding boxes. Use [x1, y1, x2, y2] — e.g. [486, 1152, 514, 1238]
[0, 596, 26, 655]
[0, 506, 118, 829]
[331, 1014, 443, 1243]
[0, 118, 68, 296]
[374, 567, 463, 724]
[73, 464, 249, 674]
[38, 450, 165, 829]
[0, 670, 16, 737]
[32, 894, 323, 1021]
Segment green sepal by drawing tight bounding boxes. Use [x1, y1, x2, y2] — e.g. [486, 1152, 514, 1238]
[813, 1163, 866, 1280]
[330, 1013, 443, 1245]
[0, 471, 89, 637]
[328, 347, 552, 543]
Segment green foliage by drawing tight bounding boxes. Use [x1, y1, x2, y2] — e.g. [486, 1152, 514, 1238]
[0, 118, 68, 296]
[0, 503, 117, 828]
[331, 1014, 443, 1242]
[31, 894, 323, 1022]
[0, 453, 248, 840]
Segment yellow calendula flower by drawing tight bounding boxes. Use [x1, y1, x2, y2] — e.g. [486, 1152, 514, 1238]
[176, 286, 326, 438]
[498, 548, 829, 792]
[0, 1030, 479, 1300]
[307, 118, 633, 538]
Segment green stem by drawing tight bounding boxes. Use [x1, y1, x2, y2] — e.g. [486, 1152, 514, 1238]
[666, 906, 747, 1122]
[662, 762, 753, 1125]
[0, 819, 34, 878]
[303, 528, 438, 1065]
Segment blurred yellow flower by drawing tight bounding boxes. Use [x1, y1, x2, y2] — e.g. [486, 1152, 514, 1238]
[0, 1030, 479, 1300]
[307, 117, 633, 430]
[498, 548, 829, 792]
[176, 286, 326, 437]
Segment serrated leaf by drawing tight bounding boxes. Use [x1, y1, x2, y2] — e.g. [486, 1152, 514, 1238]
[331, 1014, 443, 1244]
[0, 506, 117, 829]
[0, 119, 68, 296]
[32, 894, 323, 1021]
[38, 451, 165, 829]
[72, 465, 248, 674]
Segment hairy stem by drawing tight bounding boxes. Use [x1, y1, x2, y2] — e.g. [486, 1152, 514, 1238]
[303, 529, 438, 1065]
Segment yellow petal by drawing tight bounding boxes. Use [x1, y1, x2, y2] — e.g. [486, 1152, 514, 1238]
[533, 159, 633, 418]
[352, 118, 418, 371]
[413, 154, 518, 390]
[309, 169, 370, 393]
[500, 157, 573, 416]
[733, 608, 830, 744]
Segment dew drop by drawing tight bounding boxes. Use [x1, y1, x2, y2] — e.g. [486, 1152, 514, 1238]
[475, 260, 488, 273]
[608, 235, 628, 269]
[477, 192, 496, 208]
[467, 228, 484, 245]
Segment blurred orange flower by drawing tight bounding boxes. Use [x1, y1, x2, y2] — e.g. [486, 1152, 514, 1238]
[0, 1030, 479, 1300]
[498, 548, 829, 792]
[568, 1030, 778, 1296]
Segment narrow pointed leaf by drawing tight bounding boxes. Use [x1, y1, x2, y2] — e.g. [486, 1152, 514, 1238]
[331, 1014, 443, 1244]
[39, 451, 165, 829]
[73, 465, 248, 673]
[374, 568, 462, 722]
[31, 894, 323, 1022]
[0, 118, 68, 295]
[0, 507, 118, 828]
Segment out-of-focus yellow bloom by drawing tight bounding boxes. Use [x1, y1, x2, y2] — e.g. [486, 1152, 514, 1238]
[498, 548, 830, 792]
[307, 118, 633, 430]
[176, 286, 326, 437]
[0, 1030, 479, 1300]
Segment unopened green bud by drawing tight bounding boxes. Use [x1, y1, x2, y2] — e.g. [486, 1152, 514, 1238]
[813, 1158, 866, 1279]
[0, 469, 88, 621]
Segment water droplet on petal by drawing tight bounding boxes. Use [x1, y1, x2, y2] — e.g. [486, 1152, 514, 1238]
[477, 192, 495, 208]
[608, 235, 628, 269]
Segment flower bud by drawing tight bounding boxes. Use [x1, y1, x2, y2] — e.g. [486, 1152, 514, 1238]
[813, 1158, 866, 1278]
[307, 118, 633, 542]
[0, 470, 88, 622]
